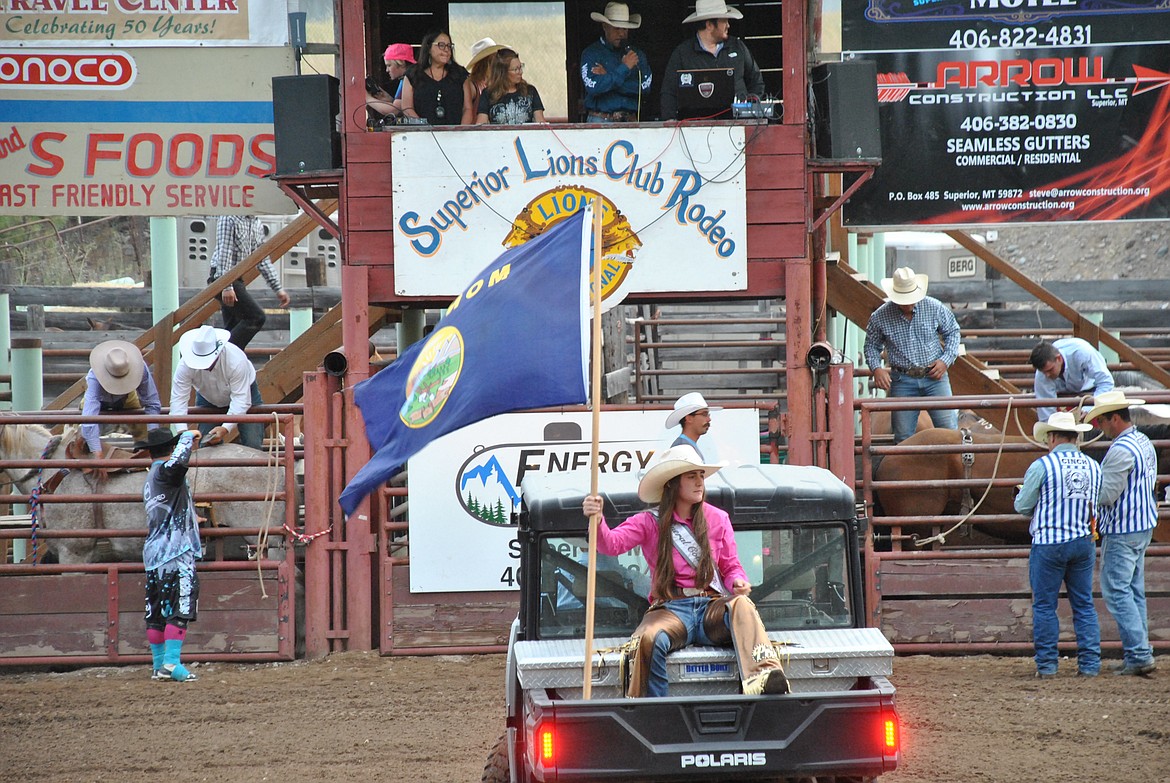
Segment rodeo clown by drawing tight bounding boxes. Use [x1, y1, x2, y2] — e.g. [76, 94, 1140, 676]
[581, 445, 789, 697]
[138, 428, 204, 682]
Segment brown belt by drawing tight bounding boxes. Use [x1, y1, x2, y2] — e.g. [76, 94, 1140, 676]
[892, 365, 930, 378]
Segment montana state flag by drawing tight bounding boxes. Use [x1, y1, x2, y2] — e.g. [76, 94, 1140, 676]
[338, 208, 592, 515]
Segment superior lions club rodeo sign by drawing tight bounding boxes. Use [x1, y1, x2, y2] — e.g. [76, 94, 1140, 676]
[390, 126, 749, 299]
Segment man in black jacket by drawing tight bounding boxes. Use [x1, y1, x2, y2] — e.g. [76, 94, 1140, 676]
[661, 0, 764, 120]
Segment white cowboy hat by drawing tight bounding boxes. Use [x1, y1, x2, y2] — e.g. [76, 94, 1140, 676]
[89, 340, 145, 396]
[1033, 410, 1093, 440]
[638, 444, 726, 503]
[592, 1, 642, 28]
[880, 266, 930, 306]
[466, 38, 508, 71]
[178, 325, 231, 371]
[665, 392, 723, 430]
[1084, 389, 1144, 423]
[682, 0, 743, 23]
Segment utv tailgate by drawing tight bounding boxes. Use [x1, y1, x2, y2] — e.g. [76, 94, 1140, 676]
[523, 677, 898, 781]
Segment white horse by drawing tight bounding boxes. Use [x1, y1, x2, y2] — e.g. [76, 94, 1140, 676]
[0, 419, 290, 565]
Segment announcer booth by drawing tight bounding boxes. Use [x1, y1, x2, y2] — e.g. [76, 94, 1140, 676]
[267, 0, 886, 657]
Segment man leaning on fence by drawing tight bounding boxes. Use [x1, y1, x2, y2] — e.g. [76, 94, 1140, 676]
[863, 266, 961, 444]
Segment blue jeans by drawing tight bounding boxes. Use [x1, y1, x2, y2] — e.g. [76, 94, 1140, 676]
[648, 597, 725, 697]
[1029, 535, 1100, 675]
[1100, 529, 1155, 668]
[889, 371, 957, 444]
[195, 381, 264, 450]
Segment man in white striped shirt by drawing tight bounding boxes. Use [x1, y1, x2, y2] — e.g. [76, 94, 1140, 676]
[1086, 391, 1158, 677]
[1014, 411, 1102, 679]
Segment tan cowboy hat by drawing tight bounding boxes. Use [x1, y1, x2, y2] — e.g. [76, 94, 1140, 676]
[1033, 411, 1093, 440]
[682, 0, 743, 23]
[178, 325, 231, 371]
[1084, 389, 1144, 423]
[466, 38, 508, 71]
[592, 1, 642, 28]
[665, 392, 723, 429]
[638, 444, 726, 503]
[881, 266, 930, 306]
[89, 340, 145, 396]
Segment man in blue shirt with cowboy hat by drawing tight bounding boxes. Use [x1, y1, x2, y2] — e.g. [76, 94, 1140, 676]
[581, 2, 652, 122]
[1014, 411, 1102, 679]
[1085, 390, 1158, 677]
[667, 392, 722, 460]
[863, 266, 961, 444]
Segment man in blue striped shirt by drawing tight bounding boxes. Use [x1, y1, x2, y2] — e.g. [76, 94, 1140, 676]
[863, 267, 961, 443]
[1014, 411, 1102, 678]
[1086, 391, 1158, 677]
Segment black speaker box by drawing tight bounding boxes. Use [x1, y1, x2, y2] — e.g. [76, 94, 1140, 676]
[272, 74, 341, 175]
[811, 61, 881, 160]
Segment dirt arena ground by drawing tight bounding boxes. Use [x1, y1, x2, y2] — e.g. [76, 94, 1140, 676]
[1, 651, 1165, 782]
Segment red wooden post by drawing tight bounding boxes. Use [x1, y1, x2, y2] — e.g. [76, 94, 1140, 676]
[340, 264, 374, 651]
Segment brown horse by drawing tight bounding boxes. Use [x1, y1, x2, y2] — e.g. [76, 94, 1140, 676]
[873, 427, 1041, 543]
[874, 424, 1170, 544]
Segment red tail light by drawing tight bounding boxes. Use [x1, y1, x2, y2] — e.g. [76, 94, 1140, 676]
[881, 708, 900, 769]
[540, 726, 556, 763]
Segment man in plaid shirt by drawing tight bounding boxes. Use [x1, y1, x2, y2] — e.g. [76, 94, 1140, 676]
[209, 215, 291, 349]
[863, 266, 961, 443]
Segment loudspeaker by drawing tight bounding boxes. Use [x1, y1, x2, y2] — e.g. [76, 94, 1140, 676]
[810, 61, 881, 160]
[272, 74, 341, 175]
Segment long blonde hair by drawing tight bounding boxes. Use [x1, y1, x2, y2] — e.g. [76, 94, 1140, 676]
[651, 475, 714, 601]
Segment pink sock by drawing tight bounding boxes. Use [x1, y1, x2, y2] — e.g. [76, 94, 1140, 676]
[163, 625, 187, 643]
[147, 628, 165, 645]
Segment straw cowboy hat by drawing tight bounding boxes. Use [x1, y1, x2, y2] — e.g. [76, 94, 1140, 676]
[1083, 389, 1144, 423]
[1033, 411, 1093, 440]
[382, 43, 416, 63]
[682, 0, 744, 23]
[178, 325, 231, 371]
[466, 38, 508, 71]
[638, 444, 726, 503]
[665, 392, 723, 429]
[881, 266, 930, 306]
[592, 1, 642, 28]
[89, 340, 146, 396]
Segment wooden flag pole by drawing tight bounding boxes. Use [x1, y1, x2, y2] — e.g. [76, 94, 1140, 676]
[582, 201, 604, 700]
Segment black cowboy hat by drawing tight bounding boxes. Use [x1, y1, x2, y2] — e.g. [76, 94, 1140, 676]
[133, 428, 181, 452]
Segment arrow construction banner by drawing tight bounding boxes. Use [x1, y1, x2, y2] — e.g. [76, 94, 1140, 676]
[840, 1, 1170, 227]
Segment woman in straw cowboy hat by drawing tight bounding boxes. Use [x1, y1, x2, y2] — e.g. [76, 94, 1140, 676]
[81, 340, 163, 461]
[862, 265, 962, 444]
[463, 37, 508, 124]
[581, 444, 788, 697]
[1014, 411, 1102, 679]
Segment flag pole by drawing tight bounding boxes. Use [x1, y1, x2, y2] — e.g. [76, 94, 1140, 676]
[582, 201, 604, 700]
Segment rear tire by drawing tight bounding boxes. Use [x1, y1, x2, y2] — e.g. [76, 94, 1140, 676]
[482, 732, 510, 783]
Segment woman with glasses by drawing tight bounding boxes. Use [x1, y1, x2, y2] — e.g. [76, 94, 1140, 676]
[475, 49, 546, 125]
[400, 30, 470, 125]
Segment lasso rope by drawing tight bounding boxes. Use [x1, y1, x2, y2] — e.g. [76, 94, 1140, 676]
[915, 399, 1014, 548]
[26, 435, 64, 566]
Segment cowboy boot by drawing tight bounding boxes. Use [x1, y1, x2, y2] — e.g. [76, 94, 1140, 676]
[705, 595, 789, 695]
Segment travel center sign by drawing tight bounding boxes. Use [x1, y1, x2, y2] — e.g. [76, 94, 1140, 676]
[0, 0, 294, 216]
[390, 126, 749, 299]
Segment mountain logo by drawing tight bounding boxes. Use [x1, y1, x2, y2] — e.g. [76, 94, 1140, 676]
[458, 453, 521, 527]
